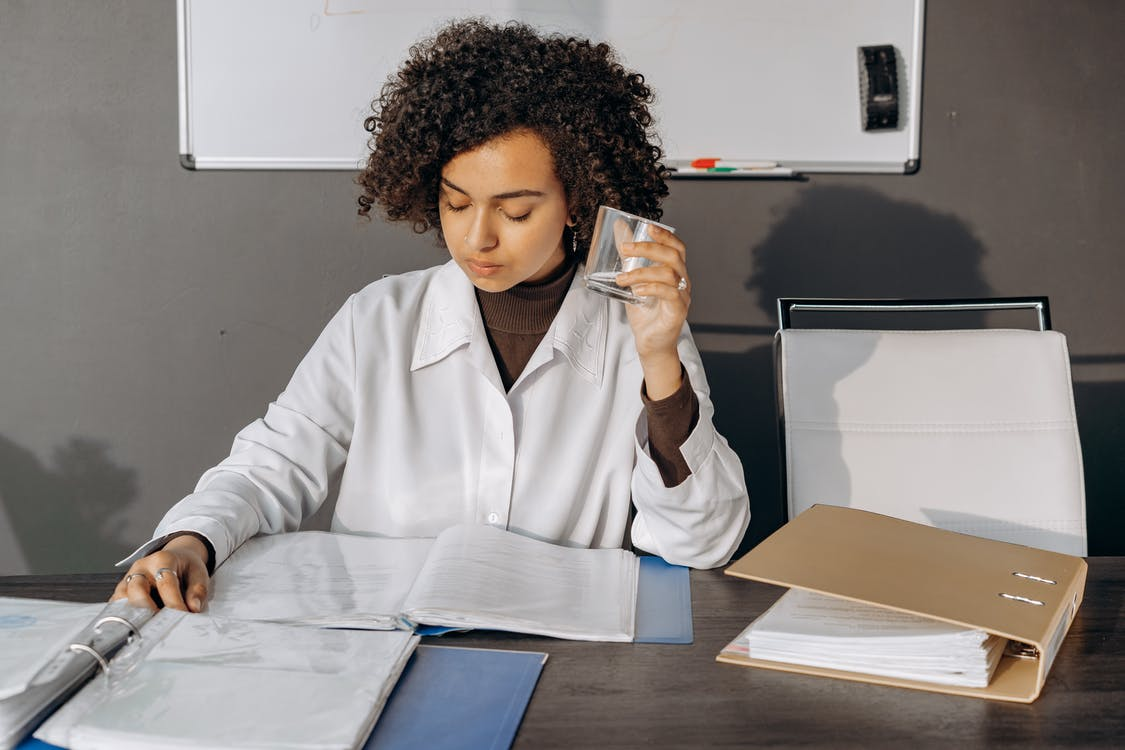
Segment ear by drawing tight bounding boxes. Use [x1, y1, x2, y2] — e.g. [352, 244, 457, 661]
[566, 212, 578, 228]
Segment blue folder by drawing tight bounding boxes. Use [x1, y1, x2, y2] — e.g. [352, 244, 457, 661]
[364, 645, 546, 750]
[635, 556, 693, 644]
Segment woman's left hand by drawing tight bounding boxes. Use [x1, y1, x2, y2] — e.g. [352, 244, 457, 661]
[615, 224, 690, 399]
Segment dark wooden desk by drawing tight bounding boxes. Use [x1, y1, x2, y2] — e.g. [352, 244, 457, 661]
[3, 559, 1123, 748]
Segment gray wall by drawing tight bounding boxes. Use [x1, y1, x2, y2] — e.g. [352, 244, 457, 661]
[2, 1, 1122, 574]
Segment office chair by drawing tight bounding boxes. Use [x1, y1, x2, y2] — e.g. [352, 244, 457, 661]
[776, 297, 1087, 556]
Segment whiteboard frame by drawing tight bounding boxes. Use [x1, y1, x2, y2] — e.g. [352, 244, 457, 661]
[177, 0, 925, 175]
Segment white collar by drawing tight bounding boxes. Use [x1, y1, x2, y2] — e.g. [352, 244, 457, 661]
[410, 260, 607, 387]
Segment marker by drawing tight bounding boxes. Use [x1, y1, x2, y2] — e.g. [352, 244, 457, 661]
[690, 158, 778, 170]
[671, 165, 795, 176]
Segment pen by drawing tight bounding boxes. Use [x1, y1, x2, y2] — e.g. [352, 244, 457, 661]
[690, 158, 778, 169]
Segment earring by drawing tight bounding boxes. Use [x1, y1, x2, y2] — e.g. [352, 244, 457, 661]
[571, 229, 578, 255]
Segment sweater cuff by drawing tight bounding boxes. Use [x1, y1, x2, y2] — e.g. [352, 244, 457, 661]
[641, 368, 700, 487]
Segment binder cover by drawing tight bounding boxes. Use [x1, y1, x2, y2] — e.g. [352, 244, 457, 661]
[716, 505, 1087, 702]
[364, 645, 546, 750]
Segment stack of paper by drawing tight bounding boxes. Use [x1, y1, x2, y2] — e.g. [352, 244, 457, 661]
[727, 589, 1006, 688]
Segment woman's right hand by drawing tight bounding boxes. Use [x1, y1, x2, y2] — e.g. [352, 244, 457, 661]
[110, 533, 211, 612]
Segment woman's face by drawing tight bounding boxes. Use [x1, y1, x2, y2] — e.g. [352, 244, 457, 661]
[439, 129, 571, 291]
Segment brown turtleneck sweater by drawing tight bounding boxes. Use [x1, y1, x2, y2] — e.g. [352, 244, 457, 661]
[475, 256, 699, 487]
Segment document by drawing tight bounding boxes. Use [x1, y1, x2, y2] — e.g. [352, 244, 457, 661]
[207, 524, 639, 641]
[723, 589, 1005, 688]
[33, 609, 418, 750]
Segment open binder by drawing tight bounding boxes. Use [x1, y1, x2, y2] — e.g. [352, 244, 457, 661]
[716, 505, 1087, 703]
[0, 600, 154, 750]
[2, 600, 419, 750]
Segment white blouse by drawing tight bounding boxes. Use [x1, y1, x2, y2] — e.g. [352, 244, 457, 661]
[135, 261, 750, 569]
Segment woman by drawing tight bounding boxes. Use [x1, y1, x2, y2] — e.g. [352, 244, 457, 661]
[115, 19, 749, 612]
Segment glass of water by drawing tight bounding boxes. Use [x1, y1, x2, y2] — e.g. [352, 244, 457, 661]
[583, 206, 675, 304]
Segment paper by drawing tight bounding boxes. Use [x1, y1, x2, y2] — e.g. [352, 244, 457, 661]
[207, 525, 639, 642]
[206, 532, 434, 629]
[727, 589, 1004, 688]
[402, 524, 638, 641]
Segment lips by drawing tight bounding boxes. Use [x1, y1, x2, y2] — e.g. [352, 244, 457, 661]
[467, 259, 502, 277]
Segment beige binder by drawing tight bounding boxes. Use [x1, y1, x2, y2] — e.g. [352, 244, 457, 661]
[717, 505, 1087, 703]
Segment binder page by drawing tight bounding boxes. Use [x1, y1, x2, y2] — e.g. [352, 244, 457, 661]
[0, 598, 105, 700]
[206, 531, 434, 628]
[36, 609, 418, 750]
[401, 524, 638, 641]
[732, 589, 1004, 688]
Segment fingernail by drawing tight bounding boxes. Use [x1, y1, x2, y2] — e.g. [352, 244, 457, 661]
[190, 597, 202, 611]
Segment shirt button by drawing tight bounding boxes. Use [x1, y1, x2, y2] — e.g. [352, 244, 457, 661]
[487, 512, 500, 524]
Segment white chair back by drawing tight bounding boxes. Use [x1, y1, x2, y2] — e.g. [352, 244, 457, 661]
[777, 298, 1087, 556]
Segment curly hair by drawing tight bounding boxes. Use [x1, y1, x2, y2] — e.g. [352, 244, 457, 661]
[356, 19, 669, 252]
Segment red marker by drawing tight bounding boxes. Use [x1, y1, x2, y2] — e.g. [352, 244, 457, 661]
[689, 158, 778, 170]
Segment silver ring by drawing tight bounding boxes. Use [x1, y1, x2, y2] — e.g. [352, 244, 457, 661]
[125, 572, 149, 585]
[676, 277, 688, 292]
[155, 567, 178, 581]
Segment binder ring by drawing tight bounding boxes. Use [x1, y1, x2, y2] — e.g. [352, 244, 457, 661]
[69, 643, 111, 677]
[94, 615, 142, 641]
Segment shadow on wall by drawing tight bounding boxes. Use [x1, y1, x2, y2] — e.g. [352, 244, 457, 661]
[0, 434, 137, 574]
[700, 185, 993, 557]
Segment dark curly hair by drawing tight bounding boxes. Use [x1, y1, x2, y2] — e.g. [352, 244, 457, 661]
[356, 19, 669, 253]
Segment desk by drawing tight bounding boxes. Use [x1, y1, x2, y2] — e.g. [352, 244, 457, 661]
[3, 560, 1123, 748]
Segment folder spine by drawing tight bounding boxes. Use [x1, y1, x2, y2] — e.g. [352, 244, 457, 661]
[1040, 563, 1087, 685]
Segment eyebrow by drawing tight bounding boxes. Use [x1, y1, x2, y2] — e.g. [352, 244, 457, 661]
[441, 177, 546, 201]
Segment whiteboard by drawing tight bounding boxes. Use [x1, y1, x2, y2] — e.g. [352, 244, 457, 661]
[178, 0, 924, 173]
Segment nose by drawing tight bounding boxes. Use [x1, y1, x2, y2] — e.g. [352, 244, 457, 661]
[464, 208, 499, 253]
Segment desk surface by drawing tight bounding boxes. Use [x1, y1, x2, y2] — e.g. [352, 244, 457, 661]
[3, 559, 1123, 749]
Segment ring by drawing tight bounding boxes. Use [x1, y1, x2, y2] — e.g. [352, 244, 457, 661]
[125, 572, 149, 585]
[155, 567, 178, 581]
[676, 277, 688, 291]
